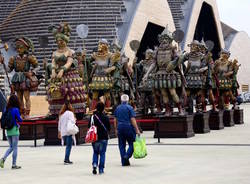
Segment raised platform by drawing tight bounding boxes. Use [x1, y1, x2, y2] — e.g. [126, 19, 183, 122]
[154, 115, 195, 138]
[209, 111, 224, 130]
[234, 109, 244, 124]
[223, 110, 235, 127]
[193, 112, 210, 133]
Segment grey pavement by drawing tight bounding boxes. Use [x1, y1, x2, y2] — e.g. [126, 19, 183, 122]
[0, 105, 250, 184]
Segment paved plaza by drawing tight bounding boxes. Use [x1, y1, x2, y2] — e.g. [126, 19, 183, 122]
[0, 105, 250, 184]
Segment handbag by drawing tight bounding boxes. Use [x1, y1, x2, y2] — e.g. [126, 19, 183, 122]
[85, 115, 98, 143]
[66, 120, 79, 135]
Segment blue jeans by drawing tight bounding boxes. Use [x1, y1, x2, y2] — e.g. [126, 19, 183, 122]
[117, 125, 136, 165]
[63, 135, 73, 162]
[92, 140, 108, 171]
[3, 136, 19, 166]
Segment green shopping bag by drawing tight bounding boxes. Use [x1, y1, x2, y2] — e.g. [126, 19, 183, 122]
[133, 136, 147, 159]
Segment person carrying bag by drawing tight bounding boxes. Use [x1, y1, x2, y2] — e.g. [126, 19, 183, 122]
[58, 101, 78, 165]
[87, 102, 110, 175]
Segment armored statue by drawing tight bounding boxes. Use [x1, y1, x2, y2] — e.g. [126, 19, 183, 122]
[137, 49, 155, 115]
[199, 40, 219, 111]
[0, 37, 40, 118]
[47, 23, 85, 116]
[181, 40, 208, 113]
[143, 27, 185, 116]
[111, 40, 134, 107]
[89, 39, 114, 111]
[214, 49, 236, 110]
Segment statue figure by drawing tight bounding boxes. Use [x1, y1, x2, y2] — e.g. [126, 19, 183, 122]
[143, 27, 185, 116]
[47, 23, 85, 116]
[137, 49, 155, 115]
[199, 40, 219, 111]
[0, 37, 40, 118]
[231, 59, 240, 99]
[214, 49, 236, 110]
[89, 39, 115, 111]
[110, 39, 134, 108]
[182, 40, 209, 113]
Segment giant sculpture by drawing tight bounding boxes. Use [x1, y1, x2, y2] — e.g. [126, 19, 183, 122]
[143, 27, 185, 116]
[47, 23, 85, 116]
[0, 37, 40, 119]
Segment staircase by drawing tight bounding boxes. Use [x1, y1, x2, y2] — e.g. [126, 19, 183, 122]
[0, 0, 126, 95]
[167, 0, 187, 30]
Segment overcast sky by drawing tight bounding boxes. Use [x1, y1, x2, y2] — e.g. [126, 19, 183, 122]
[217, 0, 250, 36]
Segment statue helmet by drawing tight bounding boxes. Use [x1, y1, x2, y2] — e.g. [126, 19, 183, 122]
[15, 37, 34, 53]
[220, 49, 231, 56]
[199, 38, 208, 50]
[187, 40, 200, 47]
[98, 38, 109, 45]
[158, 25, 173, 42]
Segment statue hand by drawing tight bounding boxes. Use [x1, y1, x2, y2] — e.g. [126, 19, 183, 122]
[25, 72, 33, 78]
[51, 71, 56, 79]
[57, 69, 64, 79]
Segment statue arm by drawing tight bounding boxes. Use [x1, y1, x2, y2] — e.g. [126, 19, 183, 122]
[8, 56, 15, 72]
[143, 62, 156, 82]
[28, 55, 40, 74]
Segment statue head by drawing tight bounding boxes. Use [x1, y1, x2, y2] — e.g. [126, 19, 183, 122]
[49, 22, 71, 49]
[75, 47, 86, 62]
[97, 39, 109, 54]
[199, 39, 208, 54]
[158, 26, 173, 47]
[219, 49, 230, 60]
[15, 37, 34, 55]
[188, 40, 200, 53]
[145, 49, 154, 60]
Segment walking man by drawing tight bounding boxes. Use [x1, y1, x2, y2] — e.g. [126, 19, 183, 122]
[114, 94, 140, 166]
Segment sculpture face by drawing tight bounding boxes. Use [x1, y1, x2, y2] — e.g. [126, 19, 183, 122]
[220, 53, 230, 60]
[111, 51, 120, 63]
[98, 42, 109, 54]
[190, 44, 199, 53]
[145, 51, 153, 60]
[56, 37, 67, 49]
[16, 42, 28, 55]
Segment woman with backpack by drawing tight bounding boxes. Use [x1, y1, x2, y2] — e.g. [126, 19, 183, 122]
[88, 102, 110, 175]
[58, 101, 77, 165]
[0, 94, 23, 169]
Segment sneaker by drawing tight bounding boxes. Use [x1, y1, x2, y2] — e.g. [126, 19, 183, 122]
[123, 158, 130, 166]
[92, 167, 97, 175]
[0, 158, 4, 168]
[11, 165, 21, 169]
[64, 160, 73, 165]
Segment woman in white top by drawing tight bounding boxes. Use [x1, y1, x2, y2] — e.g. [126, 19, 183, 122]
[58, 101, 76, 165]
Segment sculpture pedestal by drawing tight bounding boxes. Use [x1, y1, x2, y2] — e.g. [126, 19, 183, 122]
[209, 111, 224, 130]
[154, 115, 194, 138]
[234, 109, 244, 124]
[223, 110, 235, 127]
[193, 112, 210, 133]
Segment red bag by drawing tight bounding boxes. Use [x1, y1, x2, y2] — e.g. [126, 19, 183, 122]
[85, 115, 98, 143]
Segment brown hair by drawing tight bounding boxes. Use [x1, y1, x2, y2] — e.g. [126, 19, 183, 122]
[7, 94, 20, 110]
[59, 101, 74, 116]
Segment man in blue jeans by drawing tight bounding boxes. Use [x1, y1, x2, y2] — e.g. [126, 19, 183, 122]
[114, 94, 140, 166]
